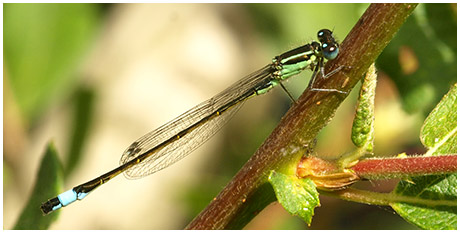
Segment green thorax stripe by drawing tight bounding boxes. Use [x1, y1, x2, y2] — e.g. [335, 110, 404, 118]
[275, 43, 316, 65]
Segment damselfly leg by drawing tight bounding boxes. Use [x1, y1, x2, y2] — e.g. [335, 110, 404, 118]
[308, 61, 347, 94]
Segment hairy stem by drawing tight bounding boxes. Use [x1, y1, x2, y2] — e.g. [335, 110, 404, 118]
[352, 154, 457, 179]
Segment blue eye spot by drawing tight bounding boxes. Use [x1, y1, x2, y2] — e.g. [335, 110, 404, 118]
[323, 46, 339, 60]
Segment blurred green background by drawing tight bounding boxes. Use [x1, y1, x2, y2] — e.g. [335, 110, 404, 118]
[4, 3, 456, 229]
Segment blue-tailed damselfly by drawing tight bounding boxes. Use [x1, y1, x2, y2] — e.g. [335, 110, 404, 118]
[41, 29, 344, 214]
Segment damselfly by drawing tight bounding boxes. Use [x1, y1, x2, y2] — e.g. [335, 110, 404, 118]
[41, 29, 345, 214]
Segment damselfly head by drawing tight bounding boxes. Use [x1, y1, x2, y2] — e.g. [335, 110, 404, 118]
[317, 29, 339, 60]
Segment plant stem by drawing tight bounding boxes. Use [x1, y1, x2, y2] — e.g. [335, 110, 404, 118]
[352, 154, 457, 180]
[320, 187, 457, 207]
[186, 3, 418, 230]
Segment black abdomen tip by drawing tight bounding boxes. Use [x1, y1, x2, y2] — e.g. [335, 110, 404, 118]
[40, 197, 60, 215]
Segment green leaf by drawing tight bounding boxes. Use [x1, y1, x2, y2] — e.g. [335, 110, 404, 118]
[391, 174, 457, 230]
[376, 3, 456, 115]
[4, 4, 102, 123]
[421, 84, 457, 156]
[268, 170, 320, 226]
[14, 142, 64, 229]
[66, 86, 95, 177]
[391, 84, 457, 230]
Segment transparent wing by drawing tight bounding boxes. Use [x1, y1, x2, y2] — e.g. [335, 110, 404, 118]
[120, 64, 274, 179]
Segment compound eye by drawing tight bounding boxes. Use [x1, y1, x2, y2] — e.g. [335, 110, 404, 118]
[322, 43, 339, 60]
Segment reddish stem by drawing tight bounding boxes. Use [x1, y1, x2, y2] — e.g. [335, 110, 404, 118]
[352, 155, 457, 179]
